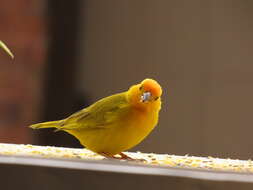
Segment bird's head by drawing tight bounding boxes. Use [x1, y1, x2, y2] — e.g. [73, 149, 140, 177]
[127, 78, 162, 109]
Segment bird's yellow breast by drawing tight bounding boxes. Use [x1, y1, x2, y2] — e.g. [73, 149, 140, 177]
[68, 102, 160, 155]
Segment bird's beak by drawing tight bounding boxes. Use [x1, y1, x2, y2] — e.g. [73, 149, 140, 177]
[141, 92, 151, 102]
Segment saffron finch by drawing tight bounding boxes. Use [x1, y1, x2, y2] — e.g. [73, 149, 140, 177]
[30, 78, 162, 160]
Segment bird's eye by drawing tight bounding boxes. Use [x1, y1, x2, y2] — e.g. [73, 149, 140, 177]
[154, 97, 159, 101]
[139, 86, 143, 91]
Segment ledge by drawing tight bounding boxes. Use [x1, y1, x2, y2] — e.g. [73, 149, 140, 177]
[1, 143, 253, 189]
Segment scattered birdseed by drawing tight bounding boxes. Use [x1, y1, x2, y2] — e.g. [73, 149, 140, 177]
[0, 143, 252, 173]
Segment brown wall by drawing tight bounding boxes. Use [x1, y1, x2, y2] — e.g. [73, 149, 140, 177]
[0, 0, 46, 144]
[77, 0, 253, 159]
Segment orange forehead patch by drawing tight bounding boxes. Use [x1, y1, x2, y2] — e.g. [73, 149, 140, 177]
[141, 79, 162, 97]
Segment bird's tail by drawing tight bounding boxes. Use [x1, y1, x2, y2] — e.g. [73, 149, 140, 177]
[30, 120, 63, 130]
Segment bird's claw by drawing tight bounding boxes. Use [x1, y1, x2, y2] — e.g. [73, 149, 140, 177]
[100, 152, 146, 162]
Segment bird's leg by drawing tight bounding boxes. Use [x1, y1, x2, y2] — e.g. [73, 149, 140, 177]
[119, 152, 135, 160]
[99, 152, 116, 159]
[99, 152, 133, 160]
[120, 152, 146, 162]
[100, 152, 145, 162]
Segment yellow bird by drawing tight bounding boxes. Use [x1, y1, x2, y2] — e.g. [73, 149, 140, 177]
[30, 78, 162, 160]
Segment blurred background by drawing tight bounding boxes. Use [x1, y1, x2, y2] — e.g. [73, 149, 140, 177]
[1, 0, 253, 160]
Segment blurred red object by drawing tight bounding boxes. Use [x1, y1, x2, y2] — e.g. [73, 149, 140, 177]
[0, 0, 47, 143]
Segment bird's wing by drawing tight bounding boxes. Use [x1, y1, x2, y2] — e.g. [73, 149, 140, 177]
[58, 93, 130, 130]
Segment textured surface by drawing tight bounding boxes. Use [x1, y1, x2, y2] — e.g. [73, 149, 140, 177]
[0, 143, 253, 173]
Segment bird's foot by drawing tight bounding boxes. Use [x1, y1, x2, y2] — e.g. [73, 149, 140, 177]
[119, 152, 146, 162]
[119, 152, 135, 160]
[100, 152, 146, 162]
